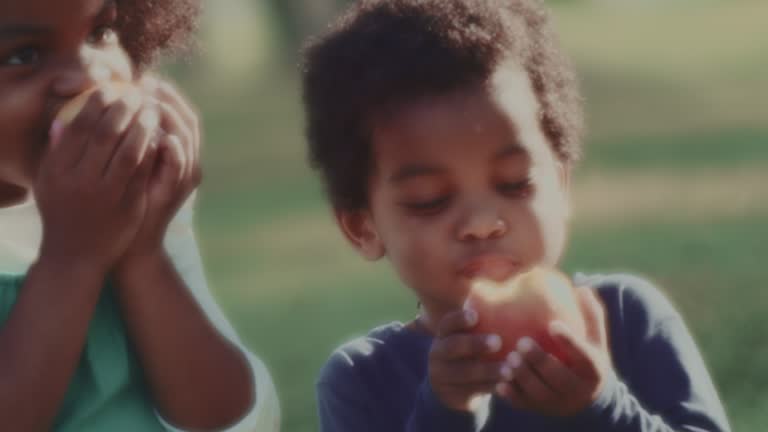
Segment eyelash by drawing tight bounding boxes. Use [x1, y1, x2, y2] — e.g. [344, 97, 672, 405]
[87, 24, 118, 46]
[401, 179, 534, 216]
[497, 179, 534, 198]
[402, 197, 451, 215]
[0, 46, 42, 67]
[0, 21, 118, 67]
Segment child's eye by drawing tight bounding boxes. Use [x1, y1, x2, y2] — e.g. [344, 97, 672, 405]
[498, 179, 534, 199]
[401, 197, 451, 215]
[87, 25, 118, 46]
[1, 46, 41, 67]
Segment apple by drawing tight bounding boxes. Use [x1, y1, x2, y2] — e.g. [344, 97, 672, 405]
[55, 82, 133, 125]
[465, 267, 586, 364]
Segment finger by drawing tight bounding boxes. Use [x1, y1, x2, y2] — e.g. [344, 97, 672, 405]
[79, 88, 143, 178]
[148, 79, 199, 172]
[576, 286, 608, 349]
[431, 333, 502, 361]
[154, 80, 198, 133]
[437, 308, 479, 337]
[495, 381, 534, 411]
[52, 88, 115, 169]
[506, 351, 559, 407]
[516, 337, 584, 395]
[433, 360, 511, 386]
[155, 100, 193, 180]
[143, 95, 194, 181]
[105, 107, 159, 190]
[122, 139, 158, 208]
[549, 321, 600, 381]
[150, 132, 186, 194]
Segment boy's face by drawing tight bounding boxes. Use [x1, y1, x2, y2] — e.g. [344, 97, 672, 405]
[0, 0, 132, 192]
[339, 61, 571, 318]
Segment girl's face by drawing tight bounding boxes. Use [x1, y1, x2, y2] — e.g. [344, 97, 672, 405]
[0, 0, 132, 193]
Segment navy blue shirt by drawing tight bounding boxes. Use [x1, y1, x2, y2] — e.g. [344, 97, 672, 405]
[317, 274, 731, 431]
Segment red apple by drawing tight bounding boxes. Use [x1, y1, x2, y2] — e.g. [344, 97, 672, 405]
[465, 267, 585, 364]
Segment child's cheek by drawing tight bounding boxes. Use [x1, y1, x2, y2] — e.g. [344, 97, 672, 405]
[0, 88, 47, 180]
[390, 224, 460, 301]
[529, 177, 569, 265]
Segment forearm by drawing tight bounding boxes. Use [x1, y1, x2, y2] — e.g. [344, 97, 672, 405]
[0, 257, 105, 431]
[114, 251, 252, 430]
[406, 380, 482, 432]
[570, 374, 730, 432]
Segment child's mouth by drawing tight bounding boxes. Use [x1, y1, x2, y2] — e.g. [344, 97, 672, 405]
[458, 255, 521, 283]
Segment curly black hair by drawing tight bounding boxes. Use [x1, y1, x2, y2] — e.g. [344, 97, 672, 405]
[303, 0, 584, 211]
[115, 0, 201, 70]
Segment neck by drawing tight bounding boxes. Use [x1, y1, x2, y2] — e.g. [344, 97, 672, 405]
[0, 182, 30, 208]
[416, 300, 466, 335]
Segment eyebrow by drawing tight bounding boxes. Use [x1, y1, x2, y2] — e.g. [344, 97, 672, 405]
[389, 165, 446, 183]
[0, 24, 50, 39]
[99, 0, 118, 20]
[494, 144, 528, 160]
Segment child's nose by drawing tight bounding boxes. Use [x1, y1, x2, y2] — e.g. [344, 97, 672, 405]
[51, 51, 114, 99]
[457, 206, 508, 242]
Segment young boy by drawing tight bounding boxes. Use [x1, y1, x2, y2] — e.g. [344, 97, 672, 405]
[302, 0, 731, 431]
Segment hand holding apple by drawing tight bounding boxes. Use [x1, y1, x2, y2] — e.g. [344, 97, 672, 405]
[114, 75, 202, 272]
[495, 285, 614, 416]
[37, 83, 158, 273]
[426, 309, 512, 412]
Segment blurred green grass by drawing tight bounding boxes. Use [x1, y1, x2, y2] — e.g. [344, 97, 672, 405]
[181, 1, 767, 430]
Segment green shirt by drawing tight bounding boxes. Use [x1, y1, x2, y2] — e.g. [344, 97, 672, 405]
[0, 273, 165, 432]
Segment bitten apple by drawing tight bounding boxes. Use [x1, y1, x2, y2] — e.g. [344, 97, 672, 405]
[465, 267, 586, 364]
[55, 82, 133, 125]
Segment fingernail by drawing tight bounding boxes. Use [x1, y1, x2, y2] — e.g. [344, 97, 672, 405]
[464, 309, 477, 325]
[139, 109, 160, 128]
[517, 337, 534, 353]
[486, 334, 502, 352]
[549, 321, 568, 337]
[507, 351, 522, 368]
[49, 120, 63, 140]
[142, 76, 158, 93]
[500, 365, 513, 380]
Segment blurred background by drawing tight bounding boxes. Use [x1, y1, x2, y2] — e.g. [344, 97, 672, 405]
[167, 0, 767, 430]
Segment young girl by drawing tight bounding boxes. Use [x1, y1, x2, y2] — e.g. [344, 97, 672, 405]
[0, 1, 279, 430]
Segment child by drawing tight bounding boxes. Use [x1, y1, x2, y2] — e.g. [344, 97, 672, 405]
[302, 0, 731, 431]
[0, 0, 279, 431]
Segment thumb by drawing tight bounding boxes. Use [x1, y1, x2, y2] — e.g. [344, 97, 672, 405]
[149, 133, 185, 201]
[575, 286, 608, 351]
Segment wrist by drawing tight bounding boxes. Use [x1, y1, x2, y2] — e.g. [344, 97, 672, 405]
[32, 252, 108, 288]
[114, 247, 168, 279]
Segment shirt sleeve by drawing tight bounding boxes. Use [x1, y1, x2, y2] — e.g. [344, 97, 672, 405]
[317, 354, 483, 432]
[568, 274, 731, 432]
[405, 380, 488, 432]
[154, 195, 281, 432]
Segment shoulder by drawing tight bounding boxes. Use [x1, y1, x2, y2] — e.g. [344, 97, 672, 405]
[318, 321, 420, 388]
[575, 272, 682, 327]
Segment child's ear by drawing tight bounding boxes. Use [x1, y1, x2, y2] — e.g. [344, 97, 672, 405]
[558, 163, 571, 191]
[335, 209, 386, 261]
[557, 162, 573, 219]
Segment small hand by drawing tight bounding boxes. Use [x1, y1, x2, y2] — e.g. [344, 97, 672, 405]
[428, 309, 512, 412]
[495, 286, 614, 416]
[36, 85, 159, 272]
[117, 76, 202, 265]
